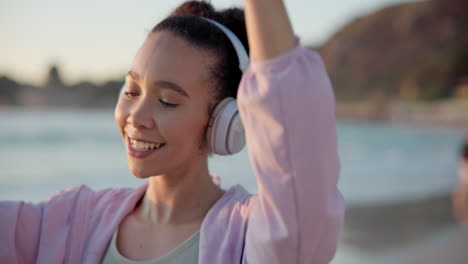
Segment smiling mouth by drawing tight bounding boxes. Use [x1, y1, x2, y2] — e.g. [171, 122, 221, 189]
[128, 137, 166, 151]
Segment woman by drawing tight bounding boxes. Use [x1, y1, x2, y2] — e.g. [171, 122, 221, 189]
[0, 1, 344, 263]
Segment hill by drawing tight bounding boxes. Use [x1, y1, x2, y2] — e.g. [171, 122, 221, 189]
[319, 0, 468, 101]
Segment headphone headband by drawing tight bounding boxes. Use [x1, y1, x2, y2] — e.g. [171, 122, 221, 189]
[200, 17, 249, 73]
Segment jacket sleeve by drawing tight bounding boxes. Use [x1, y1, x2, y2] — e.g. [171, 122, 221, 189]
[239, 42, 345, 264]
[0, 185, 92, 264]
[0, 200, 44, 263]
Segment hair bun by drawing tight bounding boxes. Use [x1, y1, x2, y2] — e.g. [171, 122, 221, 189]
[168, 1, 248, 51]
[170, 1, 216, 18]
[216, 8, 247, 49]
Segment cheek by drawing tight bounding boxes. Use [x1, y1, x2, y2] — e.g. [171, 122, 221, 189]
[160, 109, 208, 146]
[114, 100, 129, 132]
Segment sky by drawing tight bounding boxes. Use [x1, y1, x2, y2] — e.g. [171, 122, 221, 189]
[1, 0, 420, 85]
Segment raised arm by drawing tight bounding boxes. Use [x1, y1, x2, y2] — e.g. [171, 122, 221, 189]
[244, 0, 296, 61]
[239, 1, 345, 263]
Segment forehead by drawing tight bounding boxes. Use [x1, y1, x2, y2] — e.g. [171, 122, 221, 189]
[130, 30, 215, 94]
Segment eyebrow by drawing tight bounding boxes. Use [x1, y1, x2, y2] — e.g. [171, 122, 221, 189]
[126, 71, 190, 98]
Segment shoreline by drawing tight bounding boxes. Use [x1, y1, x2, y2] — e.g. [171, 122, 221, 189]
[336, 99, 468, 131]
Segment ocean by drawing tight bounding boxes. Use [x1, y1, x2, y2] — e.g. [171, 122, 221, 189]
[0, 108, 465, 263]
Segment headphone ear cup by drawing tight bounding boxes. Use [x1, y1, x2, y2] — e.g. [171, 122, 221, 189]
[226, 113, 245, 154]
[206, 98, 231, 154]
[207, 98, 245, 155]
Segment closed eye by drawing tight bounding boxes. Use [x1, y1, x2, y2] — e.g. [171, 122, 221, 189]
[159, 99, 178, 108]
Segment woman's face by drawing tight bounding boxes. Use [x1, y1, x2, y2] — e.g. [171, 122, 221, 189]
[115, 31, 215, 178]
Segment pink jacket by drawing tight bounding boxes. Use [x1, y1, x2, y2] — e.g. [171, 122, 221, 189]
[0, 43, 345, 264]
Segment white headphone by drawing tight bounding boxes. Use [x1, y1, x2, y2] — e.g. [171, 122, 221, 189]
[200, 17, 249, 155]
[119, 17, 249, 156]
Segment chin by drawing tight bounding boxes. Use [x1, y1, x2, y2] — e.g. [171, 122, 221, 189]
[128, 164, 162, 179]
[132, 173, 150, 179]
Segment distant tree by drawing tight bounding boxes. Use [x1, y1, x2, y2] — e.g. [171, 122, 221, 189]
[45, 64, 64, 89]
[0, 76, 20, 105]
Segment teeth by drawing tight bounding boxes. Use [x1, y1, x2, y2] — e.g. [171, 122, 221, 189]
[130, 138, 164, 151]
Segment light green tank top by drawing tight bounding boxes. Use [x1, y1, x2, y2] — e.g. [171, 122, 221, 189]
[101, 229, 199, 264]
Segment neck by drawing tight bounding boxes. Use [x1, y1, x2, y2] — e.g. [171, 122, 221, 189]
[136, 158, 224, 225]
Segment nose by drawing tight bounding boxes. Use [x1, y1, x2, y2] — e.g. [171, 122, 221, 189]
[127, 100, 156, 130]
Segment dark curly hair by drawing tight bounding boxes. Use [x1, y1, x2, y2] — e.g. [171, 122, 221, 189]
[151, 1, 249, 110]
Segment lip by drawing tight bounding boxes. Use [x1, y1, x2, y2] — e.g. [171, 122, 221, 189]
[126, 135, 165, 159]
[126, 135, 162, 144]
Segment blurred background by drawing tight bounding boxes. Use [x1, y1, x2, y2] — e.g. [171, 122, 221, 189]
[1, 0, 468, 263]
